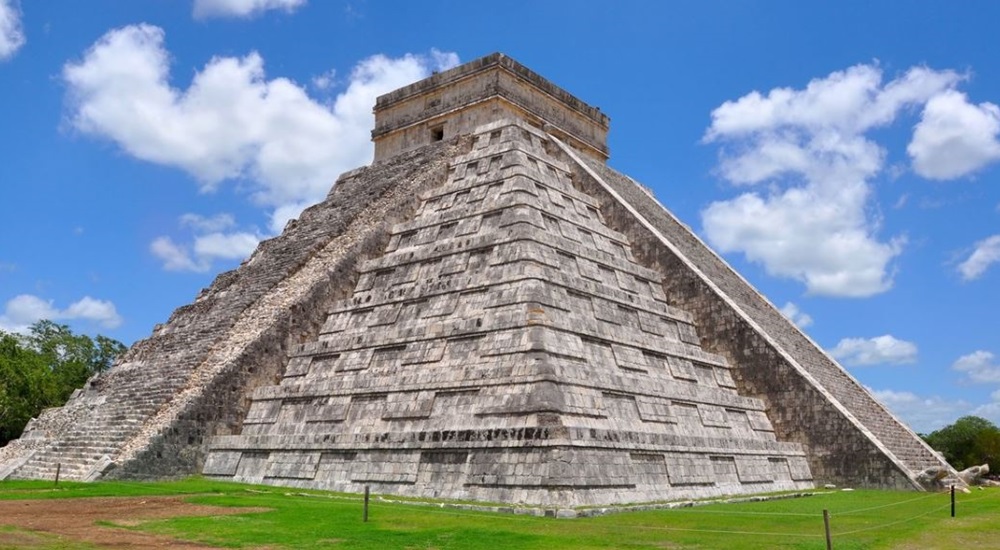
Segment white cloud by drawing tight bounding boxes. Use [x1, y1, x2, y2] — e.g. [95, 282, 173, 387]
[268, 200, 312, 234]
[193, 232, 260, 260]
[870, 387, 971, 433]
[63, 24, 459, 241]
[703, 64, 963, 297]
[957, 234, 1000, 281]
[63, 297, 122, 327]
[952, 350, 1000, 384]
[779, 301, 813, 328]
[829, 334, 918, 366]
[973, 401, 1000, 426]
[0, 0, 25, 61]
[179, 213, 237, 233]
[909, 90, 1000, 180]
[151, 213, 261, 272]
[0, 294, 122, 333]
[311, 69, 336, 91]
[151, 236, 202, 272]
[703, 182, 905, 297]
[193, 0, 306, 19]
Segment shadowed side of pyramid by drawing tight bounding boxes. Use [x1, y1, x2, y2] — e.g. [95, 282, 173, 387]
[565, 147, 950, 490]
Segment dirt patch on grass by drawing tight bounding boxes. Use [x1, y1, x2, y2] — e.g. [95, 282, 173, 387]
[0, 496, 268, 548]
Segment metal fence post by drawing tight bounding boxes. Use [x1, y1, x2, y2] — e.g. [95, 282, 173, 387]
[363, 485, 370, 522]
[823, 509, 832, 550]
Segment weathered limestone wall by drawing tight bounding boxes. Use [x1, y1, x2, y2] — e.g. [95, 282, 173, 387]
[562, 150, 949, 489]
[204, 120, 813, 507]
[1, 137, 469, 481]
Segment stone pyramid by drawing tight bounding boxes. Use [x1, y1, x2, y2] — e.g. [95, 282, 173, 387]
[2, 53, 952, 507]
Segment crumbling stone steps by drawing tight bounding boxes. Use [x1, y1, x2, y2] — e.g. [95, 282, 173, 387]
[14, 442, 116, 480]
[12, 397, 176, 481]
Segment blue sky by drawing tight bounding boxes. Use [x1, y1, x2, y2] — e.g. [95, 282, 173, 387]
[1, 1, 998, 433]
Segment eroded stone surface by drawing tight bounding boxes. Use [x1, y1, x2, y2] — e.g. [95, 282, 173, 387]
[205, 120, 813, 506]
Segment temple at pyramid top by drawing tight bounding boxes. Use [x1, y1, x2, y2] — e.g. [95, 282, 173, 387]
[372, 52, 610, 162]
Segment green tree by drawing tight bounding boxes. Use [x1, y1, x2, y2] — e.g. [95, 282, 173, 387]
[924, 415, 1000, 473]
[0, 332, 57, 444]
[0, 322, 125, 446]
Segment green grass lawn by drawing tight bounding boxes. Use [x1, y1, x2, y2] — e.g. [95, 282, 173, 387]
[2, 478, 997, 549]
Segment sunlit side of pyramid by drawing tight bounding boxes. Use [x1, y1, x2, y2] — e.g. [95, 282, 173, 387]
[2, 54, 952, 507]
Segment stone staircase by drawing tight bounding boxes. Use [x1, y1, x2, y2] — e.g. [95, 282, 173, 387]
[10, 369, 192, 481]
[835, 384, 942, 472]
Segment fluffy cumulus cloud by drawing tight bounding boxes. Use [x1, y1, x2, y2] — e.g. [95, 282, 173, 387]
[0, 0, 25, 61]
[829, 334, 918, 366]
[151, 213, 261, 272]
[971, 390, 1000, 426]
[193, 0, 306, 19]
[63, 25, 458, 270]
[908, 91, 1000, 180]
[0, 294, 123, 333]
[952, 350, 1000, 384]
[703, 64, 965, 297]
[778, 301, 813, 328]
[870, 388, 971, 433]
[62, 25, 456, 211]
[958, 234, 1000, 281]
[875, 351, 1000, 431]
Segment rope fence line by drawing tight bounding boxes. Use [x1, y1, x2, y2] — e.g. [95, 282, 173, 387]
[605, 523, 825, 538]
[830, 491, 942, 516]
[956, 487, 1000, 503]
[666, 507, 819, 517]
[831, 502, 953, 536]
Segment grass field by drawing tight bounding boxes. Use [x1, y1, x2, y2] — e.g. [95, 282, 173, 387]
[1, 478, 997, 549]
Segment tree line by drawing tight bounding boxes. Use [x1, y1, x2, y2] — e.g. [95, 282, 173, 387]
[0, 321, 125, 446]
[923, 415, 1000, 475]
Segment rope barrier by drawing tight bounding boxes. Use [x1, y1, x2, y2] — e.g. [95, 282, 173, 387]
[831, 491, 942, 516]
[832, 502, 952, 536]
[666, 507, 819, 518]
[606, 524, 825, 538]
[956, 488, 1000, 503]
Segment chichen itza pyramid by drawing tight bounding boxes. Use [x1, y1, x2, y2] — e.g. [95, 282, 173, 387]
[0, 53, 954, 507]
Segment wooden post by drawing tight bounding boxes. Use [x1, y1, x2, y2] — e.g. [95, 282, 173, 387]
[54, 463, 61, 486]
[951, 485, 956, 518]
[823, 509, 832, 550]
[363, 485, 370, 522]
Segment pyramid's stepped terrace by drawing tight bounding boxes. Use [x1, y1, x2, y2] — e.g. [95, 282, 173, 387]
[204, 120, 813, 506]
